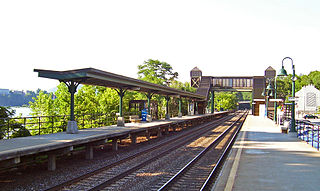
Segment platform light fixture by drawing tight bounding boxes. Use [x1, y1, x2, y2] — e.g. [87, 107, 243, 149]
[278, 57, 296, 132]
[278, 66, 288, 77]
[264, 80, 274, 117]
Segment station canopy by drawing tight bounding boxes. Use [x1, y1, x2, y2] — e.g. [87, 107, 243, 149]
[34, 68, 206, 100]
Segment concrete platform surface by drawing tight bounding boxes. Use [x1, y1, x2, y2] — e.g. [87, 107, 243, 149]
[214, 115, 320, 191]
[0, 113, 224, 161]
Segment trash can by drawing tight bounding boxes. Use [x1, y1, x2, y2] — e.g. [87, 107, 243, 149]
[141, 109, 148, 121]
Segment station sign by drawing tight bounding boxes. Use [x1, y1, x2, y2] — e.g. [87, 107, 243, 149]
[269, 98, 283, 102]
[288, 97, 299, 101]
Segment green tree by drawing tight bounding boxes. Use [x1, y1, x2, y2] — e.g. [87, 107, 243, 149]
[308, 71, 320, 90]
[0, 106, 30, 139]
[276, 71, 320, 101]
[138, 59, 178, 86]
[53, 83, 70, 116]
[95, 86, 119, 114]
[29, 91, 55, 116]
[276, 76, 292, 100]
[295, 74, 311, 92]
[236, 92, 252, 101]
[0, 106, 14, 139]
[170, 81, 196, 93]
[137, 59, 181, 118]
[215, 92, 238, 111]
[75, 85, 99, 115]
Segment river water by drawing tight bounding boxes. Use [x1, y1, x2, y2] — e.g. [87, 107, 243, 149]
[11, 107, 32, 117]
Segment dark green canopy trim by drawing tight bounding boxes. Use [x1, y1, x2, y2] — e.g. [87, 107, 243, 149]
[34, 68, 206, 100]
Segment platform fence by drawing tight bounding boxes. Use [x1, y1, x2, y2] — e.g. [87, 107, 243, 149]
[0, 111, 144, 139]
[296, 120, 320, 150]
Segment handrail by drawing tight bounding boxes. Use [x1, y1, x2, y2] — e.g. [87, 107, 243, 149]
[0, 112, 139, 139]
[296, 120, 320, 150]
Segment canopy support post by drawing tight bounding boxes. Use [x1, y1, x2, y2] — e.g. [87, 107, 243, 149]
[61, 80, 81, 134]
[165, 95, 170, 120]
[178, 98, 182, 118]
[211, 89, 215, 114]
[115, 88, 127, 126]
[146, 92, 154, 115]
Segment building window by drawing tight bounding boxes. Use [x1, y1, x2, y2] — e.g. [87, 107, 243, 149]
[306, 93, 316, 107]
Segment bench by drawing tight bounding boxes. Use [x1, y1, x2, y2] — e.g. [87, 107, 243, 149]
[129, 115, 141, 123]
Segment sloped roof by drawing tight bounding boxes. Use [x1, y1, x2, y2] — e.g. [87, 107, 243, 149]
[191, 67, 201, 71]
[265, 66, 275, 71]
[34, 68, 206, 100]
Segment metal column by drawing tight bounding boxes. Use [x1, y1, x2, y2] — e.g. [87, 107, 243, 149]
[211, 89, 214, 114]
[146, 92, 154, 115]
[62, 80, 81, 134]
[274, 78, 277, 123]
[291, 65, 296, 132]
[115, 88, 127, 117]
[178, 98, 182, 117]
[165, 95, 170, 119]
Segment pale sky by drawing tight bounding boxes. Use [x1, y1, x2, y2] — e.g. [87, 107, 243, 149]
[1, 0, 320, 91]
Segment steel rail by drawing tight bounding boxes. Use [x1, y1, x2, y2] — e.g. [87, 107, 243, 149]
[87, 114, 236, 191]
[157, 112, 246, 191]
[45, 113, 233, 191]
[200, 111, 248, 190]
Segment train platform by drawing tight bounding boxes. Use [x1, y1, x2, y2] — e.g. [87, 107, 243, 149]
[0, 112, 227, 171]
[214, 115, 320, 191]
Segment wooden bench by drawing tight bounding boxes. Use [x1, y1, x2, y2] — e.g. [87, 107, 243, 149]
[129, 115, 141, 123]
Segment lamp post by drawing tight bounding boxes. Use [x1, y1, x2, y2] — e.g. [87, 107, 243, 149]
[263, 80, 274, 118]
[273, 77, 277, 123]
[278, 57, 296, 132]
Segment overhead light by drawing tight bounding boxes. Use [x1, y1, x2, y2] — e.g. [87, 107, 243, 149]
[278, 66, 288, 77]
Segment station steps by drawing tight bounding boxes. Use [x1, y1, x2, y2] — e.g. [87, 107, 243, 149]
[196, 76, 211, 100]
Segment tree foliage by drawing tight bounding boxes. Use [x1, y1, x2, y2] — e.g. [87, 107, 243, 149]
[138, 59, 178, 86]
[137, 60, 197, 117]
[276, 70, 320, 100]
[0, 106, 30, 139]
[236, 92, 252, 101]
[170, 80, 196, 93]
[29, 91, 55, 116]
[0, 106, 14, 139]
[308, 71, 320, 90]
[215, 92, 238, 111]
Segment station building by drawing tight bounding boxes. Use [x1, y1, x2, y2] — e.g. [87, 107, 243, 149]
[295, 85, 320, 117]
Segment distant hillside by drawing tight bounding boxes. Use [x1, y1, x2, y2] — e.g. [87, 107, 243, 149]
[0, 89, 47, 107]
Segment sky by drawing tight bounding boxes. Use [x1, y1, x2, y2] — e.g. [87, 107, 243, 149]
[1, 0, 320, 91]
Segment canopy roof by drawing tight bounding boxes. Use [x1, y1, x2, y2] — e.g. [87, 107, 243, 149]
[34, 68, 206, 100]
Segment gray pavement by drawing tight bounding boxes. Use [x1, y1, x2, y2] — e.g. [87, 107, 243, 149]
[214, 115, 320, 191]
[0, 113, 222, 161]
[0, 118, 173, 161]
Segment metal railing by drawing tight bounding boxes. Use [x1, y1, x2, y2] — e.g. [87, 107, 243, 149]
[0, 112, 140, 139]
[296, 120, 320, 150]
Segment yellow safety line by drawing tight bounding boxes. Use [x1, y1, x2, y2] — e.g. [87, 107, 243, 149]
[224, 130, 246, 191]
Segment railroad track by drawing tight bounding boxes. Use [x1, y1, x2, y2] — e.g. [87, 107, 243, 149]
[158, 111, 248, 191]
[46, 112, 243, 191]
